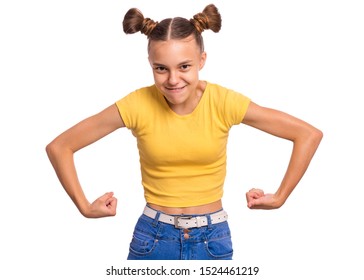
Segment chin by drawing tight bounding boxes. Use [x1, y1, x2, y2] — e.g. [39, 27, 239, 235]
[163, 88, 188, 100]
[165, 95, 186, 105]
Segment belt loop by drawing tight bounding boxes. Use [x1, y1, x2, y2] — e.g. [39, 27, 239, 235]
[152, 211, 161, 227]
[206, 214, 212, 229]
[195, 216, 202, 228]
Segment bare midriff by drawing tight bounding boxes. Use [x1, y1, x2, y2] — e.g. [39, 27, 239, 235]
[147, 200, 223, 215]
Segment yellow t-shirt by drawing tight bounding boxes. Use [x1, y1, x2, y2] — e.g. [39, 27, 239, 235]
[116, 82, 250, 207]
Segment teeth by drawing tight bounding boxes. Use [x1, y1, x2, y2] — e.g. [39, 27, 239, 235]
[168, 86, 184, 90]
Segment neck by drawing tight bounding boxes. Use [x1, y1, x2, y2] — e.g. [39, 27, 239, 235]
[167, 81, 206, 115]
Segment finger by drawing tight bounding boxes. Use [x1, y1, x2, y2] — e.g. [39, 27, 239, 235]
[248, 195, 275, 210]
[249, 188, 263, 192]
[248, 198, 261, 209]
[107, 198, 117, 216]
[106, 197, 117, 207]
[246, 191, 263, 200]
[247, 199, 256, 208]
[99, 192, 115, 203]
[252, 189, 264, 196]
[248, 188, 264, 195]
[104, 192, 114, 198]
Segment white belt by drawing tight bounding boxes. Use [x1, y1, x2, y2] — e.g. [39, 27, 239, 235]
[143, 206, 228, 229]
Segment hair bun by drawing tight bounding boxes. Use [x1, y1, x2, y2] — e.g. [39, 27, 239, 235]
[191, 13, 209, 33]
[141, 18, 158, 37]
[123, 8, 157, 37]
[190, 4, 221, 33]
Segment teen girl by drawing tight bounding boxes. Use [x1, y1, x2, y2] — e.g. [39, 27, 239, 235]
[46, 4, 322, 260]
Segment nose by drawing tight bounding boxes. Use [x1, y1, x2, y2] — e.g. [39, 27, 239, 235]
[167, 70, 179, 85]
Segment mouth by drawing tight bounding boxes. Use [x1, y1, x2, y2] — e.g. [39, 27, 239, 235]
[165, 85, 186, 91]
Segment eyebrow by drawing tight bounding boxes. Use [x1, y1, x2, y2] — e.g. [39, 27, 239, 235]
[152, 60, 194, 67]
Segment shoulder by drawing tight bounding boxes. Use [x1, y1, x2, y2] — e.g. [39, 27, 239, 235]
[115, 85, 159, 129]
[116, 84, 158, 105]
[205, 82, 229, 95]
[126, 84, 157, 99]
[205, 82, 251, 125]
[205, 82, 250, 103]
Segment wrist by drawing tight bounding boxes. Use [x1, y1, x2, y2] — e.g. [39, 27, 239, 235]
[76, 199, 92, 218]
[273, 192, 287, 208]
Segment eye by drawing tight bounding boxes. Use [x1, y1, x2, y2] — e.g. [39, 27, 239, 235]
[154, 66, 167, 73]
[180, 64, 191, 71]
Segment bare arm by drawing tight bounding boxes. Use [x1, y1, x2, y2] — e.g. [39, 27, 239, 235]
[46, 104, 125, 217]
[242, 102, 323, 209]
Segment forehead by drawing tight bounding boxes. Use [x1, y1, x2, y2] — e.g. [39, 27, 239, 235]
[148, 36, 200, 59]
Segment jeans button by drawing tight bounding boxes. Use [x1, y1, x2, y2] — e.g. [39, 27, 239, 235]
[183, 228, 190, 239]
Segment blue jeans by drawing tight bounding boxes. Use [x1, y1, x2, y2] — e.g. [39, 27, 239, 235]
[127, 208, 233, 260]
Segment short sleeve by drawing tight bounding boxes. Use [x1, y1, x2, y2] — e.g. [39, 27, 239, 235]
[223, 89, 251, 127]
[115, 91, 138, 130]
[208, 83, 250, 128]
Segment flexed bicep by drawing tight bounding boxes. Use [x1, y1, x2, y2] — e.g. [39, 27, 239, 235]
[242, 101, 319, 142]
[49, 104, 125, 153]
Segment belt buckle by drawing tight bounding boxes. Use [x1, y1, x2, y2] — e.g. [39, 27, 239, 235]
[174, 216, 193, 229]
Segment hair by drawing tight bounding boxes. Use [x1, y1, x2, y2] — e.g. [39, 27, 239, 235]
[122, 4, 221, 52]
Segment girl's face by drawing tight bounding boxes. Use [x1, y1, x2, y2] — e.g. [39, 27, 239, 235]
[148, 36, 206, 114]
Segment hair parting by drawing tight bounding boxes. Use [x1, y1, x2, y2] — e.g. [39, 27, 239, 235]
[122, 4, 222, 52]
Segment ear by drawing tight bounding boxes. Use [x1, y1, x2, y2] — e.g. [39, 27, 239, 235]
[199, 52, 207, 70]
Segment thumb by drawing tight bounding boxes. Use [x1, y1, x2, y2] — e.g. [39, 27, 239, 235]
[101, 192, 114, 199]
[102, 192, 117, 204]
[248, 196, 265, 208]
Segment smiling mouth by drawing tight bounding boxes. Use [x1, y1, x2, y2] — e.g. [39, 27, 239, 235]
[165, 85, 186, 91]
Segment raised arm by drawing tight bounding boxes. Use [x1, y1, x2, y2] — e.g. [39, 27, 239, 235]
[46, 104, 125, 218]
[242, 102, 323, 209]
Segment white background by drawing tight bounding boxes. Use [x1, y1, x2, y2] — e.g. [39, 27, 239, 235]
[1, 0, 363, 279]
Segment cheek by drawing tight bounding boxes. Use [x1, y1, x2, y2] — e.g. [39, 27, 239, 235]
[185, 69, 200, 82]
[152, 73, 163, 84]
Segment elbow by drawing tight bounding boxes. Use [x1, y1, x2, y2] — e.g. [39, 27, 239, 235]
[46, 138, 74, 164]
[312, 127, 323, 146]
[45, 139, 66, 162]
[294, 125, 323, 150]
[45, 140, 57, 161]
[304, 126, 323, 151]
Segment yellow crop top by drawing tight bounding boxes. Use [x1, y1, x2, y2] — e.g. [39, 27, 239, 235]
[115, 82, 251, 207]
